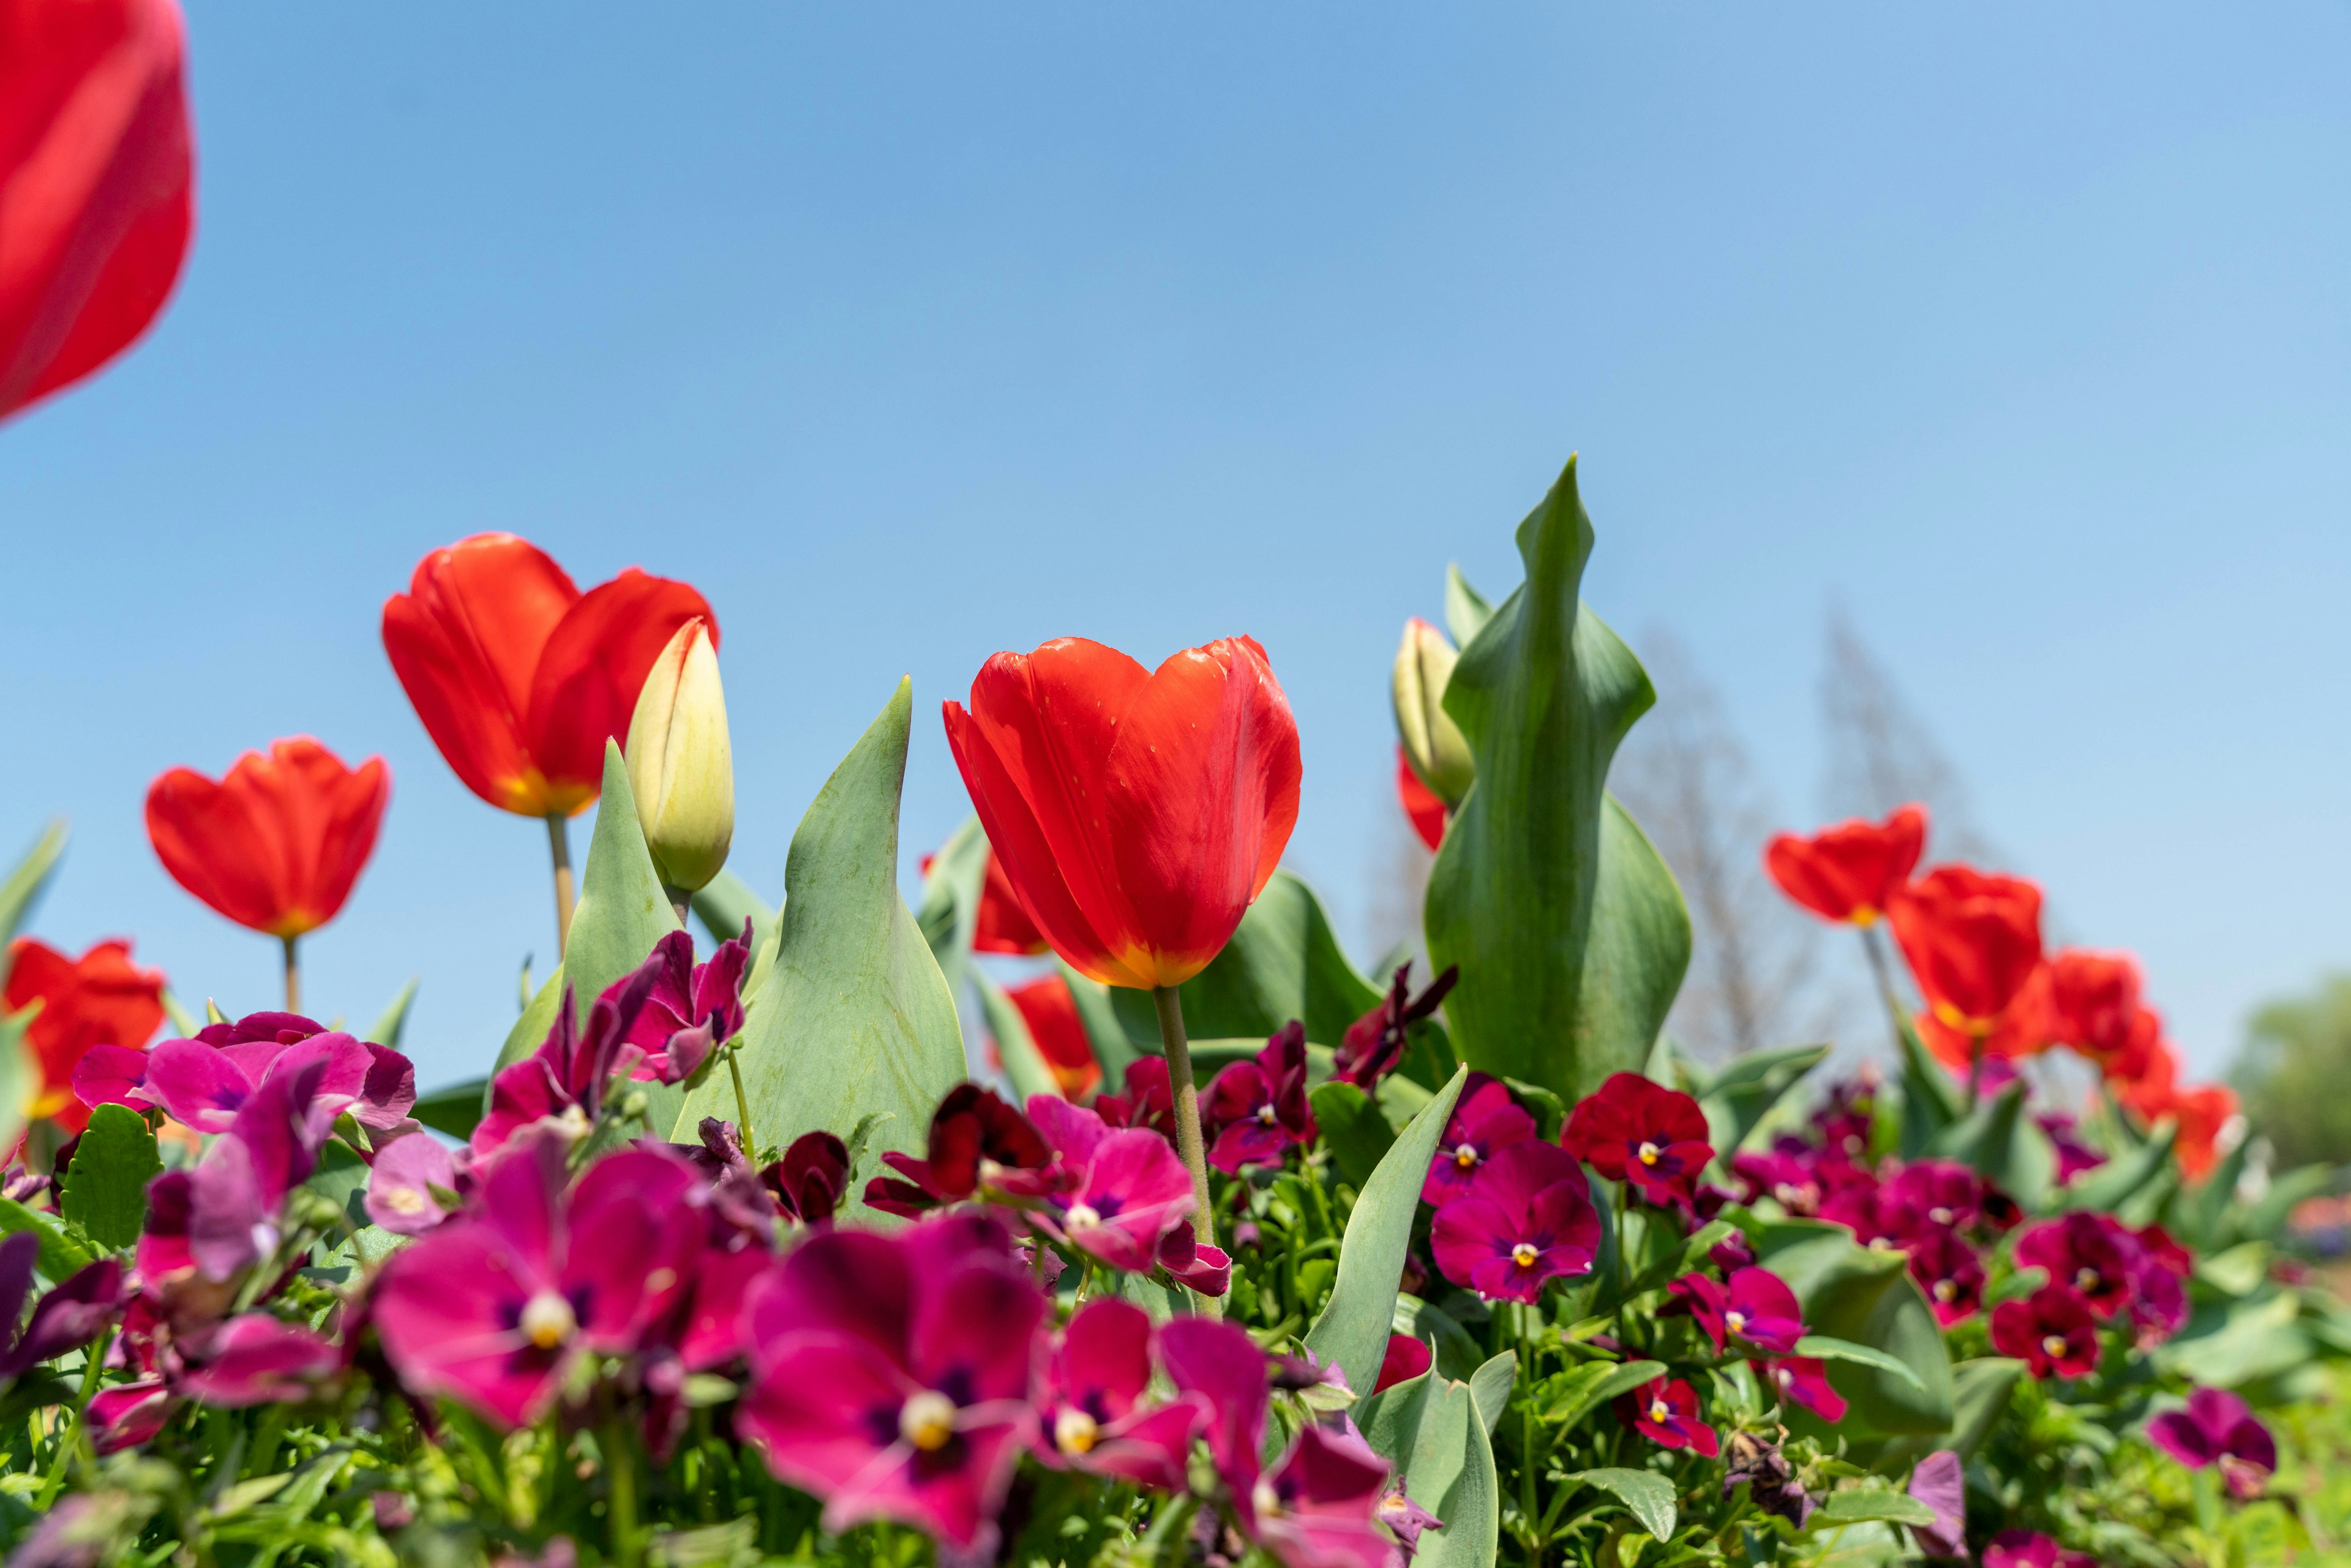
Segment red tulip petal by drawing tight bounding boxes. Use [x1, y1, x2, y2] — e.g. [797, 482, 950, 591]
[525, 569, 715, 814]
[145, 739, 388, 937]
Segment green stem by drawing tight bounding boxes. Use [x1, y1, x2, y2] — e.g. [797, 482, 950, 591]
[727, 1047, 758, 1161]
[1151, 985, 1221, 1320]
[1859, 922, 1903, 1053]
[1520, 1306, 1542, 1568]
[281, 934, 301, 1015]
[547, 813, 576, 959]
[32, 1325, 113, 1511]
[603, 1405, 642, 1568]
[1614, 1181, 1629, 1295]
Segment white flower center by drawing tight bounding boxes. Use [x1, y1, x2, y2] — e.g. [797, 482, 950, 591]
[519, 1291, 576, 1351]
[2041, 1334, 2068, 1360]
[1256, 1104, 1280, 1126]
[1065, 1203, 1102, 1231]
[1453, 1143, 1480, 1169]
[1933, 1280, 1957, 1302]
[1054, 1407, 1099, 1455]
[1725, 1311, 1747, 1335]
[1637, 1141, 1662, 1166]
[1929, 1206, 1954, 1226]
[1511, 1242, 1539, 1269]
[383, 1188, 429, 1216]
[1648, 1398, 1670, 1422]
[899, 1391, 957, 1451]
[1253, 1479, 1283, 1520]
[2075, 1267, 2099, 1291]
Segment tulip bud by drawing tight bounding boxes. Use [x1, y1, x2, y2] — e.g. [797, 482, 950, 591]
[626, 617, 734, 893]
[1392, 618, 1474, 806]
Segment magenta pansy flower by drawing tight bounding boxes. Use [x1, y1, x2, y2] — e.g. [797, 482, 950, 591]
[1616, 1375, 1719, 1456]
[2015, 1213, 2140, 1319]
[1160, 1316, 1272, 1501]
[1203, 1022, 1319, 1172]
[1731, 1149, 1826, 1217]
[144, 1056, 345, 1283]
[1035, 1299, 1204, 1492]
[1561, 1072, 1712, 1210]
[1025, 1095, 1198, 1275]
[865, 1083, 1057, 1217]
[1982, 1530, 2096, 1568]
[2148, 1387, 2276, 1498]
[1430, 1141, 1599, 1304]
[0, 1236, 120, 1379]
[1331, 962, 1455, 1089]
[621, 925, 751, 1085]
[1905, 1228, 1986, 1326]
[1884, 1159, 1984, 1234]
[173, 1313, 341, 1407]
[1248, 1421, 1401, 1568]
[1421, 1074, 1535, 1207]
[75, 1010, 414, 1135]
[1094, 1057, 1176, 1142]
[1989, 1283, 2102, 1379]
[736, 1213, 1044, 1551]
[1668, 1267, 1805, 1355]
[370, 1131, 702, 1427]
[364, 1131, 461, 1236]
[473, 960, 665, 1155]
[1753, 1356, 1847, 1423]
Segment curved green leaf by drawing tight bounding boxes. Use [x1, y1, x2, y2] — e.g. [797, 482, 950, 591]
[1697, 1043, 1832, 1156]
[1310, 1081, 1397, 1189]
[1896, 1010, 1962, 1158]
[672, 679, 965, 1214]
[366, 978, 418, 1050]
[691, 869, 776, 956]
[1927, 1081, 2054, 1212]
[1468, 1351, 1515, 1439]
[1444, 564, 1494, 648]
[1565, 1468, 1675, 1541]
[1543, 1358, 1666, 1427]
[0, 1198, 93, 1280]
[0, 820, 66, 959]
[2059, 1119, 2176, 1214]
[1819, 1490, 1936, 1526]
[1110, 869, 1382, 1051]
[1794, 1335, 1928, 1394]
[1356, 1370, 1499, 1568]
[1305, 1066, 1468, 1397]
[1060, 962, 1141, 1086]
[59, 1105, 161, 1251]
[1425, 457, 1690, 1101]
[1760, 1221, 1954, 1436]
[912, 816, 988, 1015]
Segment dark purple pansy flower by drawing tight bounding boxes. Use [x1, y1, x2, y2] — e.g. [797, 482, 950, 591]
[620, 925, 752, 1086]
[1431, 1141, 1599, 1304]
[77, 1009, 413, 1136]
[173, 1313, 340, 1407]
[1376, 1486, 1442, 1561]
[1709, 1228, 1758, 1271]
[2148, 1387, 2276, 1499]
[1421, 1075, 1535, 1207]
[1905, 1450, 1965, 1558]
[1203, 1022, 1319, 1173]
[736, 1213, 1044, 1551]
[1752, 1356, 1847, 1422]
[1248, 1421, 1401, 1568]
[1035, 1299, 1204, 1492]
[1026, 1095, 1198, 1275]
[1731, 1149, 1826, 1217]
[370, 1131, 702, 1428]
[1989, 1283, 2102, 1379]
[864, 1083, 1057, 1217]
[1095, 1057, 1176, 1142]
[2015, 1213, 2142, 1320]
[1562, 1073, 1712, 1210]
[1667, 1267, 1805, 1355]
[764, 1129, 852, 1224]
[1332, 964, 1456, 1089]
[1616, 1376, 1718, 1456]
[1723, 1430, 1813, 1529]
[473, 960, 664, 1156]
[0, 1236, 122, 1380]
[1982, 1530, 2096, 1568]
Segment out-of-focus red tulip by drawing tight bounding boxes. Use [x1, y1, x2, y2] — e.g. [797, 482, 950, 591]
[2042, 950, 2144, 1060]
[0, 0, 193, 421]
[1004, 974, 1100, 1099]
[942, 637, 1300, 991]
[974, 853, 1048, 956]
[145, 738, 389, 939]
[2117, 1040, 2237, 1181]
[1764, 805, 1927, 926]
[1397, 746, 1445, 853]
[1918, 961, 2053, 1075]
[381, 534, 716, 819]
[4, 937, 164, 1131]
[1887, 866, 2044, 1046]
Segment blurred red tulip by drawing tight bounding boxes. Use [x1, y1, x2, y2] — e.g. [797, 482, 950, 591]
[1004, 974, 1100, 1099]
[2042, 950, 2147, 1063]
[0, 0, 193, 421]
[4, 936, 164, 1132]
[942, 637, 1300, 991]
[145, 737, 389, 938]
[974, 852, 1048, 956]
[1918, 961, 2053, 1075]
[1887, 866, 2044, 1043]
[2117, 1040, 2237, 1180]
[1764, 805, 1926, 926]
[1397, 746, 1445, 853]
[381, 535, 716, 818]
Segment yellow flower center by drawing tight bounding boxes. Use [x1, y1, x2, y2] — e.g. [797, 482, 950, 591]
[1065, 1204, 1102, 1231]
[519, 1291, 576, 1352]
[383, 1188, 429, 1216]
[1933, 1280, 1957, 1302]
[900, 1392, 957, 1452]
[1453, 1143, 1480, 1169]
[2041, 1334, 2068, 1360]
[1511, 1242, 1540, 1269]
[1648, 1398, 1671, 1423]
[1055, 1408, 1099, 1455]
[1637, 1141, 1662, 1167]
[1725, 1311, 1747, 1335]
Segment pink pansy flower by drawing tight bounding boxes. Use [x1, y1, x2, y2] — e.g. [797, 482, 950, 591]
[1562, 1072, 1712, 1210]
[1989, 1284, 2102, 1379]
[0, 1237, 120, 1380]
[473, 960, 666, 1156]
[1905, 1450, 1965, 1558]
[173, 1313, 340, 1407]
[1752, 1356, 1847, 1422]
[2147, 1387, 2276, 1499]
[2014, 1213, 2141, 1319]
[621, 925, 751, 1085]
[1203, 1022, 1319, 1172]
[1249, 1422, 1403, 1568]
[1982, 1530, 2097, 1568]
[89, 1379, 176, 1454]
[1421, 1074, 1535, 1207]
[1731, 1149, 1826, 1217]
[736, 1214, 1044, 1551]
[1616, 1375, 1719, 1456]
[1883, 1159, 1985, 1233]
[75, 1010, 414, 1135]
[865, 1084, 1057, 1217]
[1667, 1267, 1805, 1356]
[141, 1056, 345, 1283]
[1034, 1299, 1205, 1491]
[364, 1131, 462, 1236]
[1430, 1141, 1599, 1304]
[370, 1131, 702, 1428]
[1026, 1096, 1201, 1275]
[1161, 1317, 1272, 1500]
[1376, 1486, 1443, 1560]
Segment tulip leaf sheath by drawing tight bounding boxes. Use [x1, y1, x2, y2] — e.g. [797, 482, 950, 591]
[672, 679, 964, 1202]
[913, 815, 994, 1020]
[1424, 456, 1691, 1104]
[0, 820, 67, 956]
[558, 743, 689, 1129]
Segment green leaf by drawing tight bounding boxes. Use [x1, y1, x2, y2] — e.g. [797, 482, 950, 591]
[1543, 1359, 1666, 1426]
[366, 978, 419, 1050]
[1110, 870, 1382, 1051]
[672, 679, 965, 1219]
[0, 819, 66, 955]
[2192, 1242, 2270, 1299]
[1425, 457, 1690, 1101]
[1393, 1296, 1485, 1382]
[2157, 1292, 2310, 1387]
[691, 868, 776, 956]
[1946, 1357, 2026, 1460]
[1059, 961, 1141, 1086]
[975, 967, 1060, 1105]
[1444, 563, 1495, 648]
[1927, 1081, 2054, 1212]
[2177, 1133, 2253, 1251]
[488, 970, 566, 1107]
[0, 1003, 39, 1166]
[1310, 1081, 1396, 1188]
[2242, 1164, 2335, 1244]
[1759, 1221, 1954, 1436]
[301, 1139, 373, 1232]
[1468, 1351, 1515, 1438]
[1794, 1335, 1928, 1394]
[1895, 1010, 1962, 1159]
[1697, 1043, 1831, 1156]
[1565, 1468, 1676, 1541]
[413, 1078, 488, 1141]
[1304, 1066, 1468, 1398]
[1355, 1372, 1498, 1568]
[57, 1105, 161, 1251]
[1818, 1490, 1936, 1527]
[0, 1198, 94, 1280]
[912, 816, 989, 1014]
[1502, 1078, 1566, 1142]
[2058, 1119, 2176, 1213]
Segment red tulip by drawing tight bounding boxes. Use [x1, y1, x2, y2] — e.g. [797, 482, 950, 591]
[1763, 805, 1926, 926]
[0, 0, 193, 421]
[1004, 974, 1100, 1100]
[2115, 1041, 2237, 1180]
[1917, 960, 2053, 1075]
[1886, 866, 2044, 1040]
[4, 937, 164, 1131]
[2042, 949, 2144, 1060]
[973, 852, 1048, 956]
[1396, 746, 1445, 853]
[942, 637, 1301, 991]
[145, 738, 389, 939]
[381, 534, 716, 819]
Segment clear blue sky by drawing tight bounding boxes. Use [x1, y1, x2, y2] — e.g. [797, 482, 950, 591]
[6, 2, 2346, 1093]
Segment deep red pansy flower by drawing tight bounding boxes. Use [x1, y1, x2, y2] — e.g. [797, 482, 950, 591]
[942, 636, 1301, 991]
[382, 533, 716, 819]
[1333, 962, 1456, 1089]
[1024, 1095, 1221, 1291]
[1753, 1357, 1847, 1423]
[1989, 1283, 2102, 1379]
[1667, 1267, 1806, 1356]
[1562, 1072, 1712, 1208]
[1905, 1228, 1987, 1327]
[2147, 1387, 2275, 1499]
[1033, 1299, 1204, 1492]
[864, 1083, 1057, 1217]
[4, 936, 164, 1132]
[2015, 1213, 2142, 1320]
[1422, 1073, 1535, 1207]
[1615, 1375, 1718, 1456]
[144, 738, 389, 942]
[1202, 1022, 1319, 1172]
[1094, 1056, 1176, 1142]
[1374, 1334, 1433, 1394]
[0, 0, 193, 422]
[1887, 866, 2045, 1045]
[1763, 805, 1926, 926]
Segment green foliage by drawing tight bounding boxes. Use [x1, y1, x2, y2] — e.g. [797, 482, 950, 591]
[1359, 1367, 1501, 1568]
[910, 814, 988, 1010]
[1109, 868, 1383, 1051]
[0, 818, 66, 959]
[1928, 1080, 2056, 1212]
[1687, 1041, 1832, 1157]
[1309, 1079, 1397, 1188]
[1425, 457, 1690, 1102]
[691, 868, 777, 956]
[366, 978, 419, 1049]
[973, 966, 1059, 1105]
[58, 1103, 162, 1251]
[1760, 1221, 1955, 1436]
[2234, 973, 2351, 1169]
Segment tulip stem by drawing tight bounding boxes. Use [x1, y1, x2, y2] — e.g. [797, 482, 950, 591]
[1152, 984, 1221, 1321]
[601, 1400, 641, 1568]
[728, 1047, 758, 1163]
[547, 814, 577, 958]
[1859, 924, 1903, 1055]
[665, 883, 692, 930]
[281, 935, 301, 1015]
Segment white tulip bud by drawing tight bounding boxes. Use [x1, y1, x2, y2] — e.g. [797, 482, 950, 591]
[1392, 617, 1474, 806]
[626, 617, 733, 893]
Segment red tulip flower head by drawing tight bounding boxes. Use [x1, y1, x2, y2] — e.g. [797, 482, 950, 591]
[145, 738, 389, 939]
[1004, 974, 1100, 1100]
[0, 0, 193, 421]
[4, 937, 164, 1130]
[942, 636, 1301, 990]
[1396, 747, 1446, 853]
[973, 852, 1049, 956]
[1764, 804, 1927, 926]
[1562, 1072, 1714, 1209]
[381, 534, 716, 819]
[1886, 866, 2045, 1041]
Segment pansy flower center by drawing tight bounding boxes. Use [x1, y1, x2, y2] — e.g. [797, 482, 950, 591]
[1649, 1398, 1671, 1422]
[519, 1290, 576, 1351]
[1933, 1279, 1957, 1302]
[1775, 1367, 1794, 1389]
[1725, 1310, 1747, 1335]
[1637, 1141, 1662, 1166]
[899, 1390, 957, 1451]
[2074, 1267, 2101, 1291]
[1929, 1206, 1954, 1226]
[1453, 1142, 1480, 1169]
[383, 1187, 429, 1216]
[1065, 1202, 1103, 1231]
[1252, 1479, 1284, 1520]
[1256, 1103, 1280, 1127]
[1510, 1242, 1540, 1269]
[2040, 1334, 2068, 1360]
[1054, 1407, 1099, 1455]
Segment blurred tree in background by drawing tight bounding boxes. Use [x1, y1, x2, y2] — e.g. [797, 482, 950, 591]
[2233, 976, 2351, 1169]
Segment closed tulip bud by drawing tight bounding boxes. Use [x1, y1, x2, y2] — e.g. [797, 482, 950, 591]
[1392, 618, 1474, 806]
[626, 617, 733, 893]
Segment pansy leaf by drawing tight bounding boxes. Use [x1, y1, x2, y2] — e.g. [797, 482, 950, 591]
[0, 819, 66, 957]
[0, 1198, 94, 1281]
[1760, 1221, 1954, 1436]
[365, 978, 419, 1051]
[1304, 1065, 1468, 1398]
[1819, 1490, 1937, 1526]
[691, 869, 776, 959]
[673, 679, 964, 1219]
[1110, 869, 1382, 1051]
[1425, 457, 1690, 1102]
[1543, 1358, 1665, 1427]
[1696, 1042, 1832, 1156]
[58, 1104, 161, 1252]
[1794, 1335, 1929, 1394]
[1565, 1468, 1676, 1541]
[1308, 1080, 1395, 1189]
[974, 967, 1059, 1105]
[411, 1079, 487, 1141]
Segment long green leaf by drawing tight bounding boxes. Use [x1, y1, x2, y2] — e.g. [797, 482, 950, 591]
[1109, 869, 1382, 1051]
[1794, 1334, 1928, 1394]
[413, 1078, 489, 1141]
[1425, 457, 1690, 1101]
[58, 1105, 162, 1252]
[1468, 1351, 1515, 1439]
[1060, 962, 1141, 1085]
[1896, 1010, 1962, 1158]
[673, 679, 965, 1210]
[1565, 1468, 1676, 1541]
[691, 868, 776, 955]
[1543, 1358, 1666, 1427]
[1420, 1379, 1499, 1568]
[1819, 1490, 1936, 1526]
[1304, 1066, 1468, 1397]
[2058, 1120, 2176, 1214]
[1444, 564, 1494, 648]
[2243, 1164, 2336, 1244]
[1698, 1043, 1832, 1156]
[366, 978, 419, 1050]
[912, 815, 989, 1016]
[0, 820, 66, 957]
